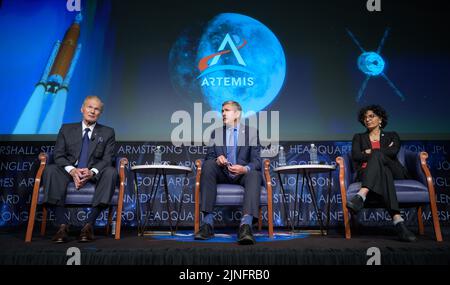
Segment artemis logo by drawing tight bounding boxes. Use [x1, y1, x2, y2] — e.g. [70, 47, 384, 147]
[67, 0, 81, 12]
[367, 0, 381, 12]
[168, 13, 286, 114]
[197, 33, 254, 87]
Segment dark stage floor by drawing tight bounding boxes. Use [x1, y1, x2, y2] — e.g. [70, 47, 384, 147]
[1, 227, 449, 265]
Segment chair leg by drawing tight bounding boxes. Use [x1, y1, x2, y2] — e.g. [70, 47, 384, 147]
[267, 209, 274, 239]
[263, 158, 274, 239]
[267, 188, 274, 239]
[114, 206, 122, 240]
[40, 207, 47, 237]
[194, 189, 200, 234]
[194, 207, 200, 234]
[342, 202, 351, 239]
[258, 208, 262, 231]
[106, 206, 113, 236]
[417, 206, 425, 236]
[114, 206, 123, 241]
[429, 203, 443, 242]
[25, 202, 39, 242]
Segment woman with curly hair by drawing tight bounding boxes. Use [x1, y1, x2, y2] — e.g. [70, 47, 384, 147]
[346, 105, 416, 242]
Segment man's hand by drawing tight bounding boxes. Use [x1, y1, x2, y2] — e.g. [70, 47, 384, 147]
[70, 168, 84, 189]
[227, 164, 248, 175]
[70, 168, 94, 189]
[216, 155, 228, 167]
[79, 168, 94, 184]
[364, 149, 372, 154]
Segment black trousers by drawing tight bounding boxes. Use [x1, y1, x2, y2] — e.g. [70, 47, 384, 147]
[42, 164, 118, 208]
[200, 159, 262, 218]
[356, 151, 409, 215]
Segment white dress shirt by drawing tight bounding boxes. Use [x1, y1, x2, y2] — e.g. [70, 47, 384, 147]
[64, 122, 99, 175]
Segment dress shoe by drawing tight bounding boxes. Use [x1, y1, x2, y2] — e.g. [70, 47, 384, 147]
[346, 195, 364, 215]
[194, 224, 214, 240]
[237, 224, 256, 245]
[52, 224, 69, 243]
[395, 222, 416, 242]
[79, 223, 94, 242]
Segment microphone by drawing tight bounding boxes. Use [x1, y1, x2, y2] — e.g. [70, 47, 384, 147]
[91, 133, 96, 141]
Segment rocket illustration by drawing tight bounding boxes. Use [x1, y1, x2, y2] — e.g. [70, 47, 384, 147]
[14, 13, 83, 134]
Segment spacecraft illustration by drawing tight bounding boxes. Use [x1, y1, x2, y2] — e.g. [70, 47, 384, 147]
[13, 13, 82, 134]
[347, 28, 405, 102]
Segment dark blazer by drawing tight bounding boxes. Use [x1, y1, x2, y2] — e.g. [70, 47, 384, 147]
[205, 124, 261, 172]
[53, 122, 116, 172]
[351, 130, 405, 173]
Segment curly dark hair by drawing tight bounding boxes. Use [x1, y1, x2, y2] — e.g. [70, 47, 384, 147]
[357, 105, 388, 129]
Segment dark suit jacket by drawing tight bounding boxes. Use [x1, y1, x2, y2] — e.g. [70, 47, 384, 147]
[205, 124, 261, 172]
[351, 130, 405, 174]
[53, 122, 116, 173]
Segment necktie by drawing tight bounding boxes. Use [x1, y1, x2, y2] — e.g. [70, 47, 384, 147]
[227, 128, 237, 165]
[78, 128, 91, 168]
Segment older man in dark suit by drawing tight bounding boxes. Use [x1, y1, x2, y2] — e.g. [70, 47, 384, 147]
[195, 100, 262, 245]
[42, 95, 117, 243]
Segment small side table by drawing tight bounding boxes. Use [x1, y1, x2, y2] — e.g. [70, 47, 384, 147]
[274, 164, 336, 235]
[131, 164, 192, 236]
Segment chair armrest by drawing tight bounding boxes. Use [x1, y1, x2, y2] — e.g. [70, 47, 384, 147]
[404, 150, 427, 185]
[263, 159, 271, 188]
[419, 152, 436, 195]
[118, 157, 128, 184]
[33, 153, 48, 192]
[336, 155, 352, 190]
[195, 159, 203, 185]
[262, 159, 273, 200]
[336, 156, 347, 187]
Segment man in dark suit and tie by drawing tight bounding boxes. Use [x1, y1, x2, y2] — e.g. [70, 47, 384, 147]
[194, 100, 262, 245]
[42, 95, 117, 243]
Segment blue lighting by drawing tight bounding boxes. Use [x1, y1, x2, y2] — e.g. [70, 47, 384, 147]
[357, 52, 385, 76]
[347, 28, 405, 102]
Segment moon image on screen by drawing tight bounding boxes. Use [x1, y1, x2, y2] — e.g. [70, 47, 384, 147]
[169, 13, 286, 115]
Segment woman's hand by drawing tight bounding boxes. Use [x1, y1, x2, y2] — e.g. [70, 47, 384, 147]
[364, 149, 372, 154]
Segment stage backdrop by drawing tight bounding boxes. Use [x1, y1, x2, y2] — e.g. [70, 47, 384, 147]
[1, 1, 450, 230]
[1, 140, 449, 231]
[1, 0, 450, 141]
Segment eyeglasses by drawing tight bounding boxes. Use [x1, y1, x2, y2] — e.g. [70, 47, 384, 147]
[364, 113, 378, 120]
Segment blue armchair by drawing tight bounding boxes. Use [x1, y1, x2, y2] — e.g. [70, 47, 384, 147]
[336, 147, 442, 241]
[25, 153, 128, 242]
[194, 159, 274, 238]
